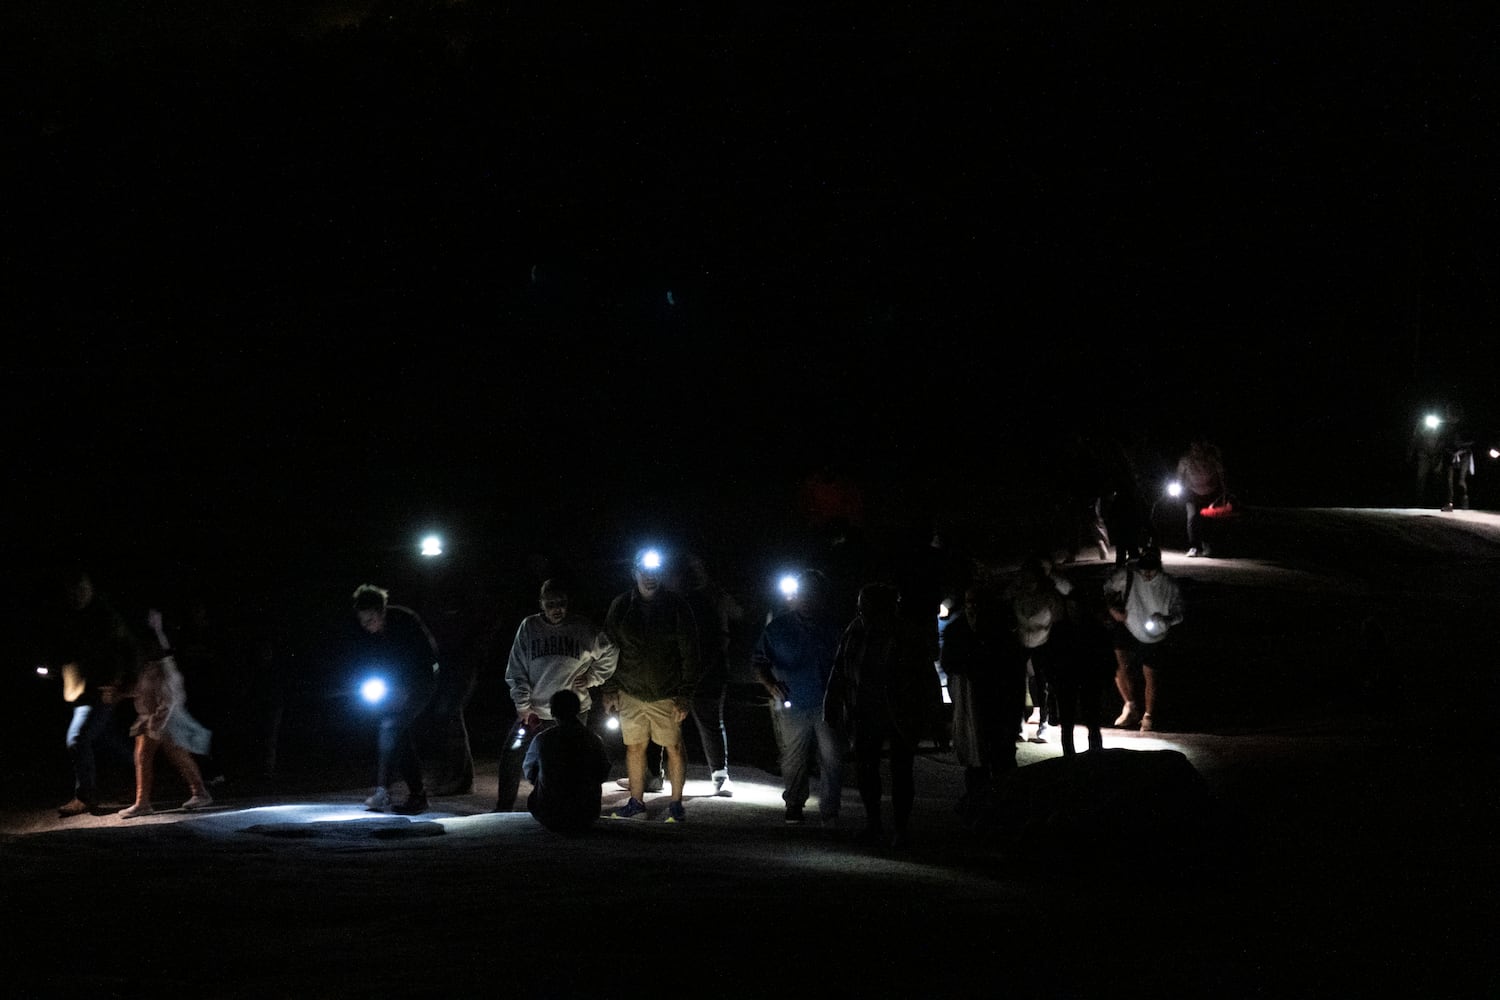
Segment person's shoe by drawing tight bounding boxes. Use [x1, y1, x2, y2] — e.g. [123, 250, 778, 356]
[57, 798, 93, 818]
[1441, 503, 1455, 513]
[396, 792, 429, 815]
[664, 801, 687, 823]
[181, 792, 213, 811]
[784, 804, 805, 825]
[1029, 722, 1050, 743]
[615, 776, 664, 794]
[712, 769, 733, 797]
[118, 802, 153, 819]
[1139, 714, 1156, 733]
[609, 797, 648, 819]
[364, 787, 391, 812]
[1113, 703, 1140, 728]
[1186, 547, 1200, 557]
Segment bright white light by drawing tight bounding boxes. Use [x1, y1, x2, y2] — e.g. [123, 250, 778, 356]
[360, 678, 389, 704]
[640, 549, 662, 571]
[606, 716, 620, 732]
[779, 574, 799, 599]
[1424, 414, 1442, 430]
[1167, 480, 1183, 498]
[1145, 619, 1159, 633]
[938, 600, 952, 620]
[420, 535, 443, 557]
[36, 665, 50, 677]
[1490, 449, 1499, 460]
[783, 699, 793, 709]
[510, 726, 527, 750]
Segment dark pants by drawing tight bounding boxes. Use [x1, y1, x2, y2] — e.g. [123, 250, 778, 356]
[686, 668, 729, 774]
[427, 662, 476, 794]
[496, 711, 589, 810]
[1185, 496, 1213, 550]
[376, 714, 424, 796]
[854, 717, 916, 834]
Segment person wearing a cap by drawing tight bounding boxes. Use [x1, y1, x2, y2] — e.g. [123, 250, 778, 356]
[1102, 547, 1183, 732]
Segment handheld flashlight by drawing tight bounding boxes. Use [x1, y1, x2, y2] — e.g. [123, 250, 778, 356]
[360, 677, 389, 705]
[1166, 480, 1182, 498]
[1424, 413, 1442, 431]
[779, 574, 799, 599]
[1145, 618, 1159, 633]
[606, 715, 620, 732]
[783, 699, 793, 708]
[510, 725, 527, 750]
[36, 665, 50, 678]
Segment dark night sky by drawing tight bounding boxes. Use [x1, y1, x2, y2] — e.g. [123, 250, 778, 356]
[4, 3, 1498, 589]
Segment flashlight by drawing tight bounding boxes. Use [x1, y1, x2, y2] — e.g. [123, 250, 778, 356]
[783, 699, 793, 708]
[1166, 480, 1182, 498]
[360, 677, 389, 705]
[639, 548, 663, 571]
[779, 574, 799, 599]
[1145, 618, 1159, 633]
[511, 725, 527, 750]
[606, 715, 620, 732]
[36, 665, 50, 678]
[420, 534, 443, 557]
[1424, 413, 1442, 430]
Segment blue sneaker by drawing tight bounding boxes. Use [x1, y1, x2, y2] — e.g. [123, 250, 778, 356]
[609, 797, 647, 820]
[664, 801, 686, 823]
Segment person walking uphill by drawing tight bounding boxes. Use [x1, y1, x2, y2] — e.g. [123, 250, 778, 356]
[601, 549, 702, 822]
[1103, 547, 1184, 733]
[825, 582, 941, 848]
[751, 569, 843, 826]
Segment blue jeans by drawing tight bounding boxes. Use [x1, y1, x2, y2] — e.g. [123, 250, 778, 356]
[66, 702, 116, 805]
[771, 704, 843, 818]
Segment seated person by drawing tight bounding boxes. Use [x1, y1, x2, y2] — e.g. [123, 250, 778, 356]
[524, 690, 610, 834]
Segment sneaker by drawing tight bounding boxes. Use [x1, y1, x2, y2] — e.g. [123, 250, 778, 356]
[664, 801, 687, 823]
[1186, 547, 1200, 557]
[1112, 703, 1140, 728]
[784, 804, 805, 825]
[118, 802, 153, 819]
[1029, 722, 1050, 744]
[1139, 714, 1156, 733]
[1441, 503, 1455, 513]
[609, 797, 648, 819]
[712, 769, 733, 797]
[181, 793, 213, 811]
[396, 792, 429, 815]
[57, 798, 93, 818]
[364, 787, 391, 812]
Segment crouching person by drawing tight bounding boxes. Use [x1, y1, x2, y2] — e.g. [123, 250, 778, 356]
[525, 690, 611, 834]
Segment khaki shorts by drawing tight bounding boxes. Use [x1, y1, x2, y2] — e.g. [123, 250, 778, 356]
[618, 692, 682, 748]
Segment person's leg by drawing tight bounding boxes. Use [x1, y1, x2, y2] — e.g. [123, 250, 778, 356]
[813, 717, 844, 821]
[771, 705, 816, 810]
[625, 742, 649, 803]
[663, 742, 687, 802]
[161, 741, 209, 802]
[1142, 664, 1159, 724]
[1057, 672, 1078, 756]
[494, 716, 542, 811]
[1113, 649, 1139, 725]
[66, 702, 114, 808]
[689, 671, 728, 777]
[853, 728, 884, 835]
[133, 733, 157, 807]
[889, 739, 916, 838]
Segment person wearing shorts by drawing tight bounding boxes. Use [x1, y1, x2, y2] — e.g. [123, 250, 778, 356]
[600, 549, 702, 821]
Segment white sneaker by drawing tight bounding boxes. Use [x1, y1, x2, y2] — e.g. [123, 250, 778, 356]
[364, 787, 391, 811]
[182, 793, 213, 811]
[712, 770, 733, 797]
[1186, 547, 1200, 558]
[118, 802, 153, 819]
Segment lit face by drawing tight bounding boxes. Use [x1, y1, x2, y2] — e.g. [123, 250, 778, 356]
[357, 608, 386, 634]
[635, 569, 661, 599]
[540, 594, 569, 625]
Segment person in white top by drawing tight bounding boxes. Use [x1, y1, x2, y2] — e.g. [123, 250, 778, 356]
[1101, 547, 1184, 732]
[497, 579, 618, 811]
